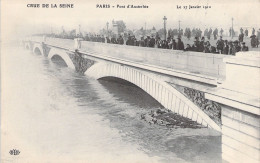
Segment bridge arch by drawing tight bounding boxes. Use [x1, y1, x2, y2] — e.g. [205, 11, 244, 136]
[33, 43, 44, 55]
[48, 48, 75, 70]
[86, 62, 221, 132]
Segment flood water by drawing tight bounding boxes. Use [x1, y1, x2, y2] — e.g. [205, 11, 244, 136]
[2, 42, 222, 163]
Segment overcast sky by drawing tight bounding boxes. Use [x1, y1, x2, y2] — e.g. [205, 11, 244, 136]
[1, 0, 260, 39]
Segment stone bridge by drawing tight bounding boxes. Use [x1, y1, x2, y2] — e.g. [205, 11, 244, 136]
[24, 36, 260, 163]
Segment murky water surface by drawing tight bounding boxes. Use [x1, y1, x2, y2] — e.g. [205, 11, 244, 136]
[2, 43, 221, 163]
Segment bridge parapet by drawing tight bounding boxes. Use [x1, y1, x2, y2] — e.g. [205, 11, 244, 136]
[30, 36, 226, 81]
[80, 41, 226, 78]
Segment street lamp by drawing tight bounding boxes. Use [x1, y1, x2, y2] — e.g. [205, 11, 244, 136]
[231, 17, 234, 39]
[178, 20, 181, 36]
[106, 22, 109, 34]
[163, 16, 167, 40]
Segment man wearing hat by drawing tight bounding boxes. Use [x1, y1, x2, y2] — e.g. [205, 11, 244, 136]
[222, 40, 229, 55]
[172, 39, 177, 50]
[239, 30, 244, 43]
[199, 37, 205, 52]
[117, 35, 124, 45]
[203, 41, 210, 53]
[194, 37, 200, 47]
[145, 36, 151, 47]
[245, 29, 249, 37]
[231, 40, 241, 55]
[228, 41, 234, 55]
[250, 35, 257, 48]
[139, 36, 145, 47]
[191, 40, 199, 52]
[149, 35, 156, 47]
[241, 42, 249, 51]
[176, 37, 184, 50]
[106, 36, 111, 43]
[216, 36, 224, 54]
[111, 35, 117, 44]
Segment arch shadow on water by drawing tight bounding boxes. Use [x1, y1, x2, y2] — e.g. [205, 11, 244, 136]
[93, 76, 222, 163]
[98, 76, 164, 108]
[50, 55, 69, 68]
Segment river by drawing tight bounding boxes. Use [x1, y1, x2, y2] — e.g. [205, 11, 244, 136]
[1, 42, 222, 163]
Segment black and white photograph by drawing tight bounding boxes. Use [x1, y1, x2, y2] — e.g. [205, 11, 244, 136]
[1, 0, 259, 162]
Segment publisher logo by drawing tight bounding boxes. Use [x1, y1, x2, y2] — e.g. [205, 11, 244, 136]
[9, 149, 20, 155]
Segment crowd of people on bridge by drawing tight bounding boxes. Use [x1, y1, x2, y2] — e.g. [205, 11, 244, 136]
[79, 30, 259, 55]
[44, 27, 259, 55]
[183, 28, 225, 40]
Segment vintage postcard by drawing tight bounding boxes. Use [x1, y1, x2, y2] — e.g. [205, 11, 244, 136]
[1, 0, 259, 163]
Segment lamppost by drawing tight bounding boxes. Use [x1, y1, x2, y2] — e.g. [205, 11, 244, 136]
[144, 22, 146, 36]
[178, 20, 181, 36]
[106, 22, 109, 35]
[231, 17, 234, 39]
[163, 16, 167, 40]
[79, 24, 81, 35]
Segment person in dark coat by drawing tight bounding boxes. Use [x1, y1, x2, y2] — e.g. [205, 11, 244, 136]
[228, 41, 234, 55]
[241, 42, 249, 51]
[101, 35, 105, 43]
[252, 28, 255, 35]
[240, 28, 244, 34]
[132, 36, 137, 46]
[208, 28, 212, 40]
[257, 29, 260, 47]
[216, 36, 224, 53]
[191, 40, 199, 52]
[204, 42, 211, 53]
[97, 35, 102, 42]
[199, 37, 205, 52]
[220, 28, 224, 36]
[250, 35, 257, 48]
[185, 44, 192, 51]
[139, 37, 145, 47]
[176, 38, 184, 50]
[162, 40, 169, 49]
[213, 28, 218, 40]
[111, 35, 117, 44]
[157, 38, 162, 48]
[126, 35, 132, 45]
[106, 37, 111, 43]
[145, 36, 151, 47]
[172, 39, 177, 50]
[194, 37, 200, 47]
[149, 36, 156, 47]
[245, 29, 248, 37]
[238, 31, 244, 43]
[210, 45, 217, 53]
[232, 40, 241, 55]
[117, 35, 124, 45]
[222, 40, 229, 55]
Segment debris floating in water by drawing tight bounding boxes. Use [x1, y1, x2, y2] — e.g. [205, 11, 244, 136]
[140, 108, 206, 129]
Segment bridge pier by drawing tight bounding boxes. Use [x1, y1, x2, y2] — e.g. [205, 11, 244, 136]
[206, 52, 260, 163]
